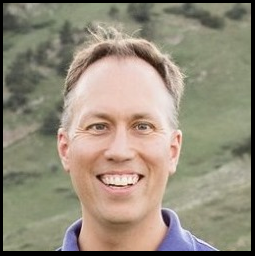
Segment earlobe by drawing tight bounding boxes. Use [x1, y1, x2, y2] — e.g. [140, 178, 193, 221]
[57, 128, 70, 173]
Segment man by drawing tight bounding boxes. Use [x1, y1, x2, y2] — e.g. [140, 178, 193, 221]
[57, 26, 218, 251]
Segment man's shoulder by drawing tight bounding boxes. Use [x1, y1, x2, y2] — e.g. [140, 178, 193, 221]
[56, 218, 82, 251]
[159, 209, 218, 251]
[191, 236, 218, 251]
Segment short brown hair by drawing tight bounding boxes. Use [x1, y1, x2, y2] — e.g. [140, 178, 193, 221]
[61, 26, 184, 130]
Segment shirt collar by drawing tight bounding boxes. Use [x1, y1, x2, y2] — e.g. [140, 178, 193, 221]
[58, 208, 216, 251]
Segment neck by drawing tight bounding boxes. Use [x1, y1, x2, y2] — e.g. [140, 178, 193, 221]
[78, 209, 168, 251]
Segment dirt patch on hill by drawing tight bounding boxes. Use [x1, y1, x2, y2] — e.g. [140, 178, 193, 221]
[166, 155, 251, 211]
[3, 124, 39, 149]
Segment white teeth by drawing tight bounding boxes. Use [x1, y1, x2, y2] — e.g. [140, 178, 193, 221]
[101, 174, 140, 186]
[121, 177, 127, 186]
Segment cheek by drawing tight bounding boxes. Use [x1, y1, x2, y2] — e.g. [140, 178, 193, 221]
[68, 138, 107, 175]
[68, 143, 96, 199]
[139, 139, 171, 167]
[71, 137, 101, 157]
[69, 142, 93, 172]
[142, 142, 171, 195]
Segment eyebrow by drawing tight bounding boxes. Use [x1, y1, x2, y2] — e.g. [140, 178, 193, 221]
[78, 112, 160, 125]
[79, 112, 113, 125]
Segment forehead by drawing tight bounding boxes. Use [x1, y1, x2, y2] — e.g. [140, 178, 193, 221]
[75, 56, 168, 98]
[72, 56, 174, 119]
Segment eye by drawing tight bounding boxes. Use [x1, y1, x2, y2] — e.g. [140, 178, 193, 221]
[92, 124, 107, 130]
[86, 123, 108, 134]
[134, 122, 154, 133]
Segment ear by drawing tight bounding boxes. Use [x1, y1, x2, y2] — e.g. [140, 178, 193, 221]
[57, 128, 71, 173]
[169, 129, 182, 174]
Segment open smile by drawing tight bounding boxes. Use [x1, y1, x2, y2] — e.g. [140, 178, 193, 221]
[97, 174, 144, 188]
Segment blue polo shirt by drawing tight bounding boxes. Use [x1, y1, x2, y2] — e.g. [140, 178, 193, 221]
[57, 208, 218, 251]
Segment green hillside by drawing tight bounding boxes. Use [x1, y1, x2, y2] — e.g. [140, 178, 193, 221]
[3, 3, 251, 251]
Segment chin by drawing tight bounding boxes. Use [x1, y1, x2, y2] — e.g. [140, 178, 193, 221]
[101, 208, 141, 225]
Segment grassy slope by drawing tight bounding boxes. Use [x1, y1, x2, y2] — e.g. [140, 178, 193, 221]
[3, 3, 251, 251]
[164, 155, 251, 251]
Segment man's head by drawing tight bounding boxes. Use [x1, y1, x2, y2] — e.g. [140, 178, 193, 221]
[61, 26, 184, 133]
[57, 26, 184, 226]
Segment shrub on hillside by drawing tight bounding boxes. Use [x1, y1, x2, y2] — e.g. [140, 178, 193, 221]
[4, 93, 27, 111]
[3, 3, 19, 31]
[35, 41, 53, 66]
[225, 3, 248, 20]
[59, 20, 74, 45]
[164, 3, 225, 30]
[40, 110, 60, 135]
[163, 3, 204, 18]
[6, 66, 43, 95]
[3, 3, 30, 32]
[200, 14, 225, 29]
[232, 136, 251, 157]
[57, 44, 74, 76]
[5, 51, 44, 110]
[108, 5, 120, 19]
[40, 101, 62, 136]
[127, 3, 154, 23]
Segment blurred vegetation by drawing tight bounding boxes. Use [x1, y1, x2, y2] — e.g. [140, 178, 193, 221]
[3, 3, 25, 31]
[164, 3, 225, 29]
[232, 136, 251, 157]
[127, 3, 154, 23]
[3, 3, 251, 251]
[225, 3, 248, 21]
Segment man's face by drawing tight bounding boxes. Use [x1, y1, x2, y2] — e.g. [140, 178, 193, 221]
[58, 56, 182, 225]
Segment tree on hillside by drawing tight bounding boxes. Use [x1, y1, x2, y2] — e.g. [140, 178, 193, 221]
[127, 3, 154, 23]
[3, 3, 19, 30]
[59, 20, 74, 45]
[5, 51, 44, 110]
[5, 53, 42, 95]
[40, 101, 62, 135]
[108, 5, 120, 19]
[225, 3, 248, 20]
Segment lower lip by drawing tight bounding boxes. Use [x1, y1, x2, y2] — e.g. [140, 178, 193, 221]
[97, 179, 142, 196]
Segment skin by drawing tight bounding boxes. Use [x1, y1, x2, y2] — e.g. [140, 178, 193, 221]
[57, 56, 182, 251]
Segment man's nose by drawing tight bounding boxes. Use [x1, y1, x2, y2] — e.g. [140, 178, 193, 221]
[104, 128, 135, 162]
